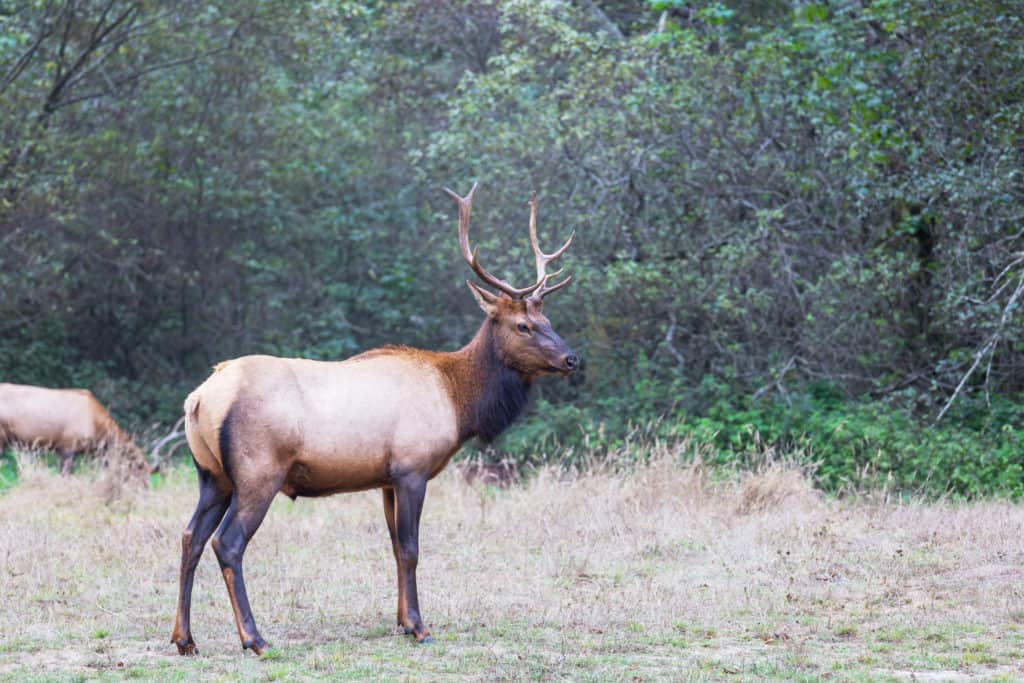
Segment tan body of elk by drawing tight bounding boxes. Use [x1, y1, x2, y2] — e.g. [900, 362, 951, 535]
[0, 382, 148, 476]
[172, 183, 579, 656]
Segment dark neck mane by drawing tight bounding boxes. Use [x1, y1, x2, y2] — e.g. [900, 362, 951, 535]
[443, 319, 532, 444]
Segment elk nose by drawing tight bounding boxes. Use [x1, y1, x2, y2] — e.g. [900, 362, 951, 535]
[563, 354, 580, 372]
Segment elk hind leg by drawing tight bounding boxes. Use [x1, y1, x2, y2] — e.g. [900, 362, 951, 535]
[171, 466, 231, 655]
[383, 487, 412, 632]
[211, 482, 279, 655]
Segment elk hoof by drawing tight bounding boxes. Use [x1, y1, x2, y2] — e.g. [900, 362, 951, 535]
[403, 626, 415, 635]
[174, 637, 198, 656]
[243, 637, 270, 656]
[418, 635, 436, 645]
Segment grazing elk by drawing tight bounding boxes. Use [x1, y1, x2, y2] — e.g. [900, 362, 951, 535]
[171, 183, 579, 656]
[0, 382, 150, 478]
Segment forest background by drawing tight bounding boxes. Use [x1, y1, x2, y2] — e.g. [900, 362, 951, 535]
[2, 0, 1022, 496]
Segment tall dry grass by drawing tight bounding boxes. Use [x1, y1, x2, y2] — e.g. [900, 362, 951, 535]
[0, 441, 1022, 679]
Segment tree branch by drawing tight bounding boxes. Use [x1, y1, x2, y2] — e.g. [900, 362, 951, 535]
[664, 310, 686, 370]
[574, 0, 623, 40]
[936, 271, 1024, 422]
[43, 2, 139, 116]
[0, 2, 58, 97]
[55, 48, 227, 110]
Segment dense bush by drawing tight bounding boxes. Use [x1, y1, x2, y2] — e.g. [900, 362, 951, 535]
[486, 383, 1024, 498]
[1, 1, 1022, 495]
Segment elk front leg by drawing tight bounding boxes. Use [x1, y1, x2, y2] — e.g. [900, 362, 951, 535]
[59, 449, 75, 476]
[382, 487, 411, 632]
[171, 468, 231, 655]
[210, 483, 278, 655]
[394, 476, 432, 643]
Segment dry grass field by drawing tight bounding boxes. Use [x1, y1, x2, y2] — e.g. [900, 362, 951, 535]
[1, 445, 1023, 681]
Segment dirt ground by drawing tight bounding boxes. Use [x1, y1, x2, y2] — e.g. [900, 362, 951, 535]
[0, 448, 1022, 681]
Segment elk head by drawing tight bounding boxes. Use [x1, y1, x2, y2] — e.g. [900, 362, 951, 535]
[444, 183, 579, 377]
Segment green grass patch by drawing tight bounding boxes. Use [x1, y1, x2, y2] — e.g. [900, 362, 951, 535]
[0, 449, 19, 491]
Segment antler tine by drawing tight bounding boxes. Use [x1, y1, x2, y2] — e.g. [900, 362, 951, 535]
[444, 183, 544, 299]
[527, 193, 575, 301]
[539, 273, 573, 297]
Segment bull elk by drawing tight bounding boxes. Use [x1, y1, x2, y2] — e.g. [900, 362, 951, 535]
[171, 183, 579, 655]
[0, 382, 150, 478]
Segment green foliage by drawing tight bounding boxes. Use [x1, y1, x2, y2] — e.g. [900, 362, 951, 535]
[485, 382, 1024, 499]
[1, 1, 1022, 494]
[675, 386, 1024, 498]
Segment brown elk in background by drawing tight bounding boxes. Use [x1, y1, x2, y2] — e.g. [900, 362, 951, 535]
[171, 183, 579, 655]
[0, 382, 150, 479]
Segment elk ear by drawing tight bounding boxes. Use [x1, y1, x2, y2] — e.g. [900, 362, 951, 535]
[466, 280, 501, 318]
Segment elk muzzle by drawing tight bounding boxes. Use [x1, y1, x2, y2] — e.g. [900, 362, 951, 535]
[536, 326, 578, 376]
[544, 338, 579, 376]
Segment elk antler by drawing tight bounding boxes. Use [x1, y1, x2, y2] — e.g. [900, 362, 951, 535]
[443, 182, 545, 299]
[526, 193, 574, 302]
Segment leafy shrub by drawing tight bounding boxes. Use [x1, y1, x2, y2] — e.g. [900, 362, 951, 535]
[484, 378, 1024, 499]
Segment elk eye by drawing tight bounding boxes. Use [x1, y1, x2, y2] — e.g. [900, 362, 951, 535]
[516, 323, 530, 334]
